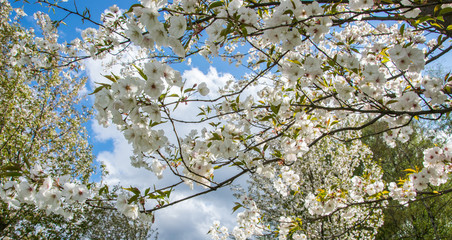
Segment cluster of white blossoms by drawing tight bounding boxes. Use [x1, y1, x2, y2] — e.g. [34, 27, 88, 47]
[231, 196, 263, 240]
[389, 143, 452, 204]
[388, 45, 425, 72]
[278, 216, 295, 239]
[115, 194, 138, 219]
[208, 220, 229, 240]
[273, 166, 301, 197]
[0, 165, 90, 219]
[209, 195, 263, 240]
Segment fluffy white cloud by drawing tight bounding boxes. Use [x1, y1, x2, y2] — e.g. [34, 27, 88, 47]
[182, 66, 232, 98]
[91, 121, 149, 185]
[87, 59, 240, 239]
[155, 190, 237, 240]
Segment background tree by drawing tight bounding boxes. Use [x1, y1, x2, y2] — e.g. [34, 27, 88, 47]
[0, 1, 157, 238]
[0, 0, 90, 234]
[243, 136, 385, 239]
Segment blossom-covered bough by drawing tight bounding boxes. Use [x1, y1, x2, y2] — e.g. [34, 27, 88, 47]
[5, 0, 452, 238]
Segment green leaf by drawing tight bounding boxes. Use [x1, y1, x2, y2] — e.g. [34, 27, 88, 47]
[241, 25, 248, 37]
[283, 9, 294, 15]
[184, 88, 195, 93]
[2, 163, 22, 172]
[415, 16, 434, 25]
[232, 202, 243, 213]
[220, 28, 230, 37]
[444, 72, 451, 83]
[163, 189, 172, 198]
[209, 122, 221, 128]
[437, 35, 443, 45]
[1, 172, 22, 177]
[123, 187, 140, 195]
[330, 120, 339, 126]
[430, 22, 443, 28]
[150, 120, 166, 127]
[439, 7, 452, 16]
[208, 1, 224, 10]
[89, 85, 105, 95]
[103, 74, 117, 83]
[287, 59, 301, 65]
[147, 193, 158, 199]
[434, 4, 441, 15]
[133, 64, 147, 80]
[381, 56, 390, 64]
[399, 24, 405, 36]
[270, 104, 281, 114]
[260, 115, 273, 122]
[127, 4, 144, 13]
[128, 195, 138, 204]
[209, 132, 223, 141]
[99, 185, 109, 195]
[82, 8, 91, 19]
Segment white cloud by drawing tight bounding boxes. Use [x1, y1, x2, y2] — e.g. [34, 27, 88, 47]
[84, 58, 115, 90]
[91, 121, 149, 185]
[155, 190, 237, 240]
[182, 66, 233, 98]
[86, 59, 242, 239]
[77, 84, 89, 99]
